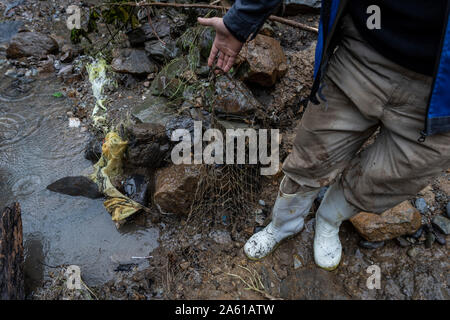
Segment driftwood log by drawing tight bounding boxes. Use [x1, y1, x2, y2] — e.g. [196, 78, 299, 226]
[0, 202, 25, 300]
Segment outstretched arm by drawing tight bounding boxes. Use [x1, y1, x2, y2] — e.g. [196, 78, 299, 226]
[198, 0, 282, 72]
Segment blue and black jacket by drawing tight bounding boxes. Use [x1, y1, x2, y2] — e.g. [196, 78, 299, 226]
[223, 0, 450, 137]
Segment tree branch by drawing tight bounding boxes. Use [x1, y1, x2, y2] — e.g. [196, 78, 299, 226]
[101, 1, 319, 34]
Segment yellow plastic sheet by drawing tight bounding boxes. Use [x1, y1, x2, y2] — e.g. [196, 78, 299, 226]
[90, 132, 146, 224]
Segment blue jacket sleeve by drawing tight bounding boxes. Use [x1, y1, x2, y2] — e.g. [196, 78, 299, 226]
[223, 0, 282, 42]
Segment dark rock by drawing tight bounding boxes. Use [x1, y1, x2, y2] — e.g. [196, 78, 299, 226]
[358, 240, 385, 249]
[111, 48, 158, 75]
[165, 115, 195, 141]
[214, 75, 263, 116]
[7, 32, 58, 59]
[253, 226, 265, 234]
[431, 215, 450, 235]
[414, 198, 428, 214]
[132, 96, 178, 125]
[46, 176, 103, 199]
[144, 37, 180, 63]
[199, 27, 215, 59]
[446, 202, 450, 218]
[284, 0, 321, 15]
[154, 164, 201, 215]
[150, 57, 188, 98]
[84, 136, 103, 162]
[237, 34, 288, 87]
[425, 231, 435, 248]
[127, 19, 171, 47]
[432, 229, 446, 245]
[409, 226, 423, 239]
[396, 237, 410, 247]
[114, 263, 138, 272]
[126, 122, 169, 168]
[123, 175, 149, 206]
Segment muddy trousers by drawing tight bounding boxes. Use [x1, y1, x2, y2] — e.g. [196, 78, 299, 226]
[282, 16, 450, 214]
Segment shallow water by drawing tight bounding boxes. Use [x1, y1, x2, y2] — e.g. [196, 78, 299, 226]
[0, 69, 159, 294]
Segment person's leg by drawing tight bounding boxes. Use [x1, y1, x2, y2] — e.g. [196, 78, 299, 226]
[314, 15, 450, 271]
[244, 74, 379, 260]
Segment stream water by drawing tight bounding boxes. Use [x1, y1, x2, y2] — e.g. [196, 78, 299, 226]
[0, 68, 159, 294]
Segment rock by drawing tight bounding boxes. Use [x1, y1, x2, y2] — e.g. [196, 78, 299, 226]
[418, 185, 435, 205]
[409, 226, 423, 239]
[7, 32, 58, 59]
[150, 57, 188, 98]
[126, 122, 169, 168]
[446, 202, 450, 219]
[350, 201, 422, 242]
[431, 215, 450, 235]
[123, 175, 149, 207]
[414, 198, 428, 215]
[132, 96, 178, 125]
[57, 64, 73, 77]
[293, 254, 303, 269]
[127, 19, 171, 46]
[258, 199, 266, 206]
[214, 75, 263, 115]
[432, 229, 446, 245]
[209, 230, 232, 245]
[0, 21, 23, 44]
[396, 237, 410, 247]
[111, 48, 157, 75]
[198, 27, 215, 59]
[154, 164, 201, 215]
[84, 136, 103, 162]
[284, 0, 321, 15]
[407, 247, 419, 258]
[437, 176, 450, 196]
[358, 240, 385, 249]
[46, 176, 103, 199]
[238, 35, 288, 87]
[425, 231, 435, 248]
[144, 37, 180, 63]
[60, 43, 82, 63]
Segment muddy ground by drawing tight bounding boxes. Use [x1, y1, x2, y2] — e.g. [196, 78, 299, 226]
[0, 0, 448, 300]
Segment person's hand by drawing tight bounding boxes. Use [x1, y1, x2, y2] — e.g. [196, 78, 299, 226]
[197, 17, 244, 73]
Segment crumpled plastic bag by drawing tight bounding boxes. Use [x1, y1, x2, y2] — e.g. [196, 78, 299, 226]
[90, 131, 148, 224]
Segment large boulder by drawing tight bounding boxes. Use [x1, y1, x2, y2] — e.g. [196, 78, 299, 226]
[111, 48, 157, 75]
[132, 96, 178, 125]
[237, 34, 287, 87]
[126, 122, 169, 168]
[127, 18, 171, 47]
[350, 201, 422, 242]
[214, 75, 263, 115]
[6, 32, 58, 58]
[145, 37, 180, 63]
[153, 164, 201, 215]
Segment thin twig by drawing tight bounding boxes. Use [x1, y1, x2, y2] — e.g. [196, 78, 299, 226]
[99, 1, 318, 33]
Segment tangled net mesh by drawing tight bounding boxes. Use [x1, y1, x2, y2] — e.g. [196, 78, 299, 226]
[185, 163, 262, 237]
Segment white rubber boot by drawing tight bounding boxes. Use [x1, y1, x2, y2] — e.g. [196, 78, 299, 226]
[314, 182, 359, 271]
[244, 177, 319, 260]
